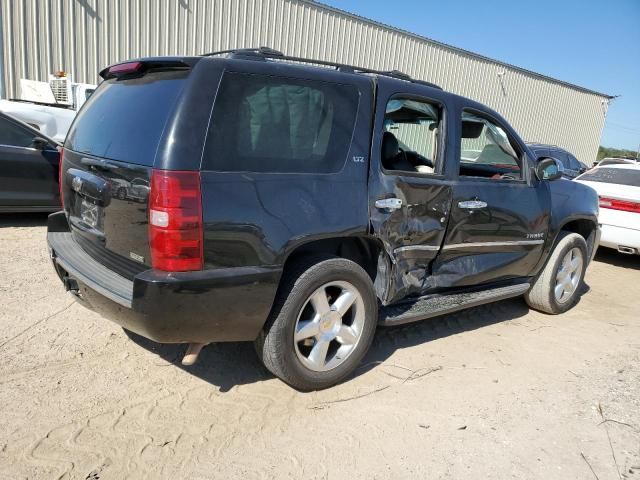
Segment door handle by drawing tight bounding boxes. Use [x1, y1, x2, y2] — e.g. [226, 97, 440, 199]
[375, 198, 403, 210]
[458, 200, 487, 209]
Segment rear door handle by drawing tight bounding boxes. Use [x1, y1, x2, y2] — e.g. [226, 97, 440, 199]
[375, 198, 403, 210]
[458, 200, 487, 209]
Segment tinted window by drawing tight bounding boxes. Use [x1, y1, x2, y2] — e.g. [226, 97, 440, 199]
[459, 111, 522, 180]
[0, 116, 36, 147]
[551, 150, 573, 170]
[567, 154, 581, 170]
[578, 167, 640, 186]
[66, 71, 188, 166]
[203, 72, 359, 173]
[530, 146, 549, 160]
[382, 98, 442, 175]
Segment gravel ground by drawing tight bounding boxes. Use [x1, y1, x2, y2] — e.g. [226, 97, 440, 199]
[0, 213, 639, 480]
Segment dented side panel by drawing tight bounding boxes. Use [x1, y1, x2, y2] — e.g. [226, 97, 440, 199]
[368, 78, 456, 304]
[370, 175, 452, 303]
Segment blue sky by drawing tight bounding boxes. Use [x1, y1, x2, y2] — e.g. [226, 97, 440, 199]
[321, 0, 640, 151]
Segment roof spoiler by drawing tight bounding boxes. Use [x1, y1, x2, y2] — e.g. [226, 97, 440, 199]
[99, 58, 197, 80]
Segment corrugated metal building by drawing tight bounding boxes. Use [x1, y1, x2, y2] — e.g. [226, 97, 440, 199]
[0, 0, 612, 164]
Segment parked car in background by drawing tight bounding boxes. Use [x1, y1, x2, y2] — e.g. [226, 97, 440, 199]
[109, 177, 150, 202]
[594, 157, 638, 167]
[0, 111, 61, 212]
[0, 73, 96, 143]
[576, 164, 640, 255]
[0, 99, 75, 144]
[527, 143, 588, 179]
[48, 49, 599, 390]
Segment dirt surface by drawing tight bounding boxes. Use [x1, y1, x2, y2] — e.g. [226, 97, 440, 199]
[1, 213, 639, 480]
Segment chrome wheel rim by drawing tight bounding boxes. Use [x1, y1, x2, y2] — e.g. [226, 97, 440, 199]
[293, 281, 365, 372]
[554, 247, 583, 304]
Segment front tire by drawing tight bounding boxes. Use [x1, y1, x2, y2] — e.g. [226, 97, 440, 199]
[525, 232, 588, 314]
[256, 257, 378, 391]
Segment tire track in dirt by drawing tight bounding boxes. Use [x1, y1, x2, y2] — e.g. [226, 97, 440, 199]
[18, 380, 313, 478]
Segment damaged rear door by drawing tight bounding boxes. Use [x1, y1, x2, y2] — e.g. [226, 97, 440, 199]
[368, 79, 454, 305]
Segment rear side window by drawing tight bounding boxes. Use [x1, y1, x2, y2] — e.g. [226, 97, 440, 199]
[203, 72, 359, 173]
[66, 71, 188, 165]
[578, 167, 640, 186]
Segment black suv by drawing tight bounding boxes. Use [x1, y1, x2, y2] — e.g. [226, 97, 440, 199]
[527, 143, 588, 179]
[48, 49, 600, 390]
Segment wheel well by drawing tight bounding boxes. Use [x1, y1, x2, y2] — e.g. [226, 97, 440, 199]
[282, 237, 382, 283]
[560, 219, 598, 256]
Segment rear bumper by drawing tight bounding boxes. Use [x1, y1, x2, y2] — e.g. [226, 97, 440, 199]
[47, 212, 281, 343]
[599, 223, 640, 254]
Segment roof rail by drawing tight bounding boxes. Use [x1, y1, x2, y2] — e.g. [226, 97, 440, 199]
[200, 46, 442, 90]
[201, 46, 285, 58]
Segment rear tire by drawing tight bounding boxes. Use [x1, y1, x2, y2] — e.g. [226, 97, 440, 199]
[256, 256, 377, 391]
[525, 232, 588, 314]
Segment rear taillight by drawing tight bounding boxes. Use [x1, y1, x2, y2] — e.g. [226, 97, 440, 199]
[599, 196, 640, 214]
[58, 149, 64, 208]
[149, 170, 203, 272]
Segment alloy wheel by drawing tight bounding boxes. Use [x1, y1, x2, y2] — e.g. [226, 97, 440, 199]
[554, 247, 583, 304]
[293, 281, 366, 372]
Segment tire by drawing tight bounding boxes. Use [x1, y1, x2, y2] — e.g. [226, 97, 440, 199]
[525, 232, 588, 314]
[255, 256, 378, 391]
[116, 188, 127, 200]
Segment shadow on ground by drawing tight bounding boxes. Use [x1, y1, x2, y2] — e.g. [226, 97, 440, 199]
[0, 213, 50, 228]
[594, 248, 640, 270]
[126, 296, 532, 392]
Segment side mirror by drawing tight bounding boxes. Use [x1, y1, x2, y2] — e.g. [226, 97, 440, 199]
[32, 136, 49, 150]
[536, 158, 563, 181]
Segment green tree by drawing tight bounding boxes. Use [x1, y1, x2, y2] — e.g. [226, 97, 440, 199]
[597, 146, 638, 161]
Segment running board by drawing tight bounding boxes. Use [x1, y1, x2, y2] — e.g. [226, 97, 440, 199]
[379, 283, 530, 327]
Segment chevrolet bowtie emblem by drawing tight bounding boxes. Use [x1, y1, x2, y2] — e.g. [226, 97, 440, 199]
[71, 176, 83, 192]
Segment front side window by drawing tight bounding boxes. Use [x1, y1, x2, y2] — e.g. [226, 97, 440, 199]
[459, 111, 522, 180]
[382, 98, 442, 174]
[0, 117, 36, 148]
[203, 72, 359, 173]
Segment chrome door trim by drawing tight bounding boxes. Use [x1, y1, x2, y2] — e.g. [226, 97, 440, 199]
[0, 143, 39, 151]
[442, 240, 544, 250]
[394, 245, 440, 254]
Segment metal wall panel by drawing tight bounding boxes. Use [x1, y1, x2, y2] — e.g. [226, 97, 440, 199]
[0, 0, 610, 164]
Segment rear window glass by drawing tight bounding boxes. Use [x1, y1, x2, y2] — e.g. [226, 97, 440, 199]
[66, 71, 188, 165]
[203, 72, 359, 173]
[578, 167, 640, 186]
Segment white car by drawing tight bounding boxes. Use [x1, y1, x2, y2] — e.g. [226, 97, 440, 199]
[576, 163, 640, 255]
[0, 99, 75, 143]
